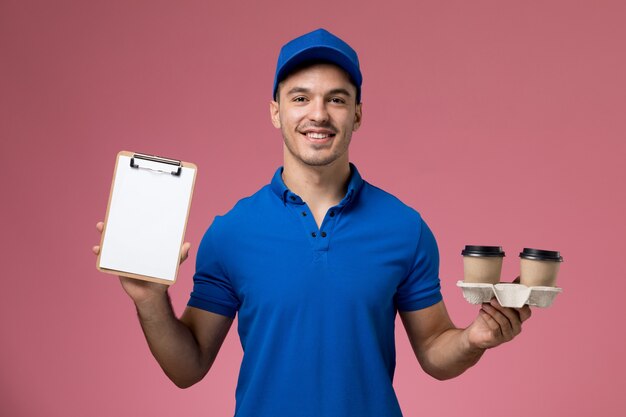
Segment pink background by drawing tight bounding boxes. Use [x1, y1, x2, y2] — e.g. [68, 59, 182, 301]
[2, 1, 624, 416]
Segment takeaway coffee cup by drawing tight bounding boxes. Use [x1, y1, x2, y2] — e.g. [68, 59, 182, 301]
[462, 245, 506, 284]
[519, 248, 563, 287]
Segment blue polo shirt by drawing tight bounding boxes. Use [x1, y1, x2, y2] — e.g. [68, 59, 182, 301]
[188, 164, 442, 417]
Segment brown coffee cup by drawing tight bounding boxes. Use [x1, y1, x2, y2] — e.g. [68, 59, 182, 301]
[519, 248, 563, 287]
[462, 245, 506, 284]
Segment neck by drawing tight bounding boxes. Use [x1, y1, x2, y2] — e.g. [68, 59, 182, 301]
[282, 156, 351, 210]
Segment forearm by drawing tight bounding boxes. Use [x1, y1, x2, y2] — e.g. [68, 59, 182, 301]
[402, 299, 530, 381]
[418, 327, 485, 380]
[134, 293, 208, 388]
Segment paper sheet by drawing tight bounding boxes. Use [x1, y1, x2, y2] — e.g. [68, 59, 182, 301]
[99, 154, 195, 281]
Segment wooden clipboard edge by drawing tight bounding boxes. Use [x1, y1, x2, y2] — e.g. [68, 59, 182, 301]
[171, 159, 197, 284]
[96, 150, 198, 286]
[98, 267, 179, 286]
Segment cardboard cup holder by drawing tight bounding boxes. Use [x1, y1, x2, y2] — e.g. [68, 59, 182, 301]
[457, 281, 562, 308]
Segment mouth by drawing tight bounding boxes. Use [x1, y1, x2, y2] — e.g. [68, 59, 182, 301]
[300, 129, 337, 143]
[305, 132, 334, 139]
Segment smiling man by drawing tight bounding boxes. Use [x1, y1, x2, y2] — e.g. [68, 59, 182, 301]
[94, 28, 531, 417]
[269, 60, 361, 227]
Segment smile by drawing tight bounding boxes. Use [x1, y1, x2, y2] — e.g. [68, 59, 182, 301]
[305, 132, 334, 139]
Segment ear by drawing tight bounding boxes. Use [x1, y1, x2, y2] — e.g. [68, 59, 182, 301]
[353, 103, 363, 131]
[270, 101, 281, 129]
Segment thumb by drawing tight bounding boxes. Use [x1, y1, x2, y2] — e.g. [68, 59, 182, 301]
[180, 242, 191, 264]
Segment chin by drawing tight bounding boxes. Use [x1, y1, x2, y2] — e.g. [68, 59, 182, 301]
[301, 155, 342, 167]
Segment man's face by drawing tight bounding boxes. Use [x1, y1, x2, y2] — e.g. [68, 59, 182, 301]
[270, 63, 362, 168]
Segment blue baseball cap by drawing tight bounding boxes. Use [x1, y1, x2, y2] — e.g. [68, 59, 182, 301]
[273, 28, 362, 103]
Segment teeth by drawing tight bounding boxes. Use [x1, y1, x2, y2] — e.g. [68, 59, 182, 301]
[306, 132, 329, 139]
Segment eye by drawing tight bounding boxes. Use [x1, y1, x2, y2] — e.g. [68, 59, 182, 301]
[292, 96, 308, 102]
[329, 97, 346, 104]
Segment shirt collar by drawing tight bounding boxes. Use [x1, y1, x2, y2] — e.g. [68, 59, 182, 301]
[270, 163, 364, 206]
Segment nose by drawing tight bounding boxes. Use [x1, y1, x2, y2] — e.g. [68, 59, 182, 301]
[308, 98, 329, 123]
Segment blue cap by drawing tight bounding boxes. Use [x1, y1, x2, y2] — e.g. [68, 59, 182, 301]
[273, 28, 362, 103]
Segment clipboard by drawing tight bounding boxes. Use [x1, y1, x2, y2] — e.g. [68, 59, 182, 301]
[97, 151, 197, 285]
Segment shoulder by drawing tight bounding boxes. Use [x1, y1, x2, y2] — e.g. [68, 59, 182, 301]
[355, 181, 435, 249]
[358, 181, 424, 225]
[208, 184, 274, 234]
[197, 185, 272, 263]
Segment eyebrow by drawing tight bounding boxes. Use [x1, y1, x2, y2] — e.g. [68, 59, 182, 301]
[327, 88, 353, 97]
[285, 87, 353, 97]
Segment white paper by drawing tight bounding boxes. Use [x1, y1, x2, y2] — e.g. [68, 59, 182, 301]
[99, 155, 195, 281]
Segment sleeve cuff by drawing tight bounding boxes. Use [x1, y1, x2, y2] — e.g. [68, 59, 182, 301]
[396, 292, 443, 312]
[187, 294, 238, 318]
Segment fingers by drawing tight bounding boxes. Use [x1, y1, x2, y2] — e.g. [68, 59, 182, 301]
[180, 242, 191, 264]
[481, 299, 524, 342]
[93, 222, 104, 256]
[488, 299, 531, 324]
[480, 304, 513, 341]
[516, 305, 532, 322]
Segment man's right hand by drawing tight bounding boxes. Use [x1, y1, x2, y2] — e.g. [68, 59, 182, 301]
[92, 221, 232, 388]
[92, 221, 191, 305]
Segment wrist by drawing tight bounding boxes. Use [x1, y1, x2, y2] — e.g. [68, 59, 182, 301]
[462, 327, 486, 356]
[134, 290, 171, 318]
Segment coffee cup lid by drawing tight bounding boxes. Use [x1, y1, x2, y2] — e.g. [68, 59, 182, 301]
[461, 245, 505, 257]
[519, 248, 563, 262]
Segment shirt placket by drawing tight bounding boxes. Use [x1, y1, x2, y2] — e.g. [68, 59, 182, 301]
[286, 190, 352, 253]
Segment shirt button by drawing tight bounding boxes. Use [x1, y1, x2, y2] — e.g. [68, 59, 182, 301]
[290, 196, 296, 201]
[301, 211, 307, 216]
[311, 232, 317, 237]
[329, 211, 335, 217]
[321, 232, 327, 238]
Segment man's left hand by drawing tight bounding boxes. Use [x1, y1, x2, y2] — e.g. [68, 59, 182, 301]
[466, 298, 532, 350]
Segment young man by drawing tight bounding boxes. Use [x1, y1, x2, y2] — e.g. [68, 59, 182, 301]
[94, 29, 531, 417]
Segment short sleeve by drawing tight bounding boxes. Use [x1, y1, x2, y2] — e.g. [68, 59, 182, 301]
[394, 218, 443, 311]
[187, 219, 240, 318]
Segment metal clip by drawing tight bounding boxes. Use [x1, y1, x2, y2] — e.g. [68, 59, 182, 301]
[130, 153, 182, 176]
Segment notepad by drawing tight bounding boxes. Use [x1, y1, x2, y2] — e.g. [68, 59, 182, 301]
[97, 151, 197, 284]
